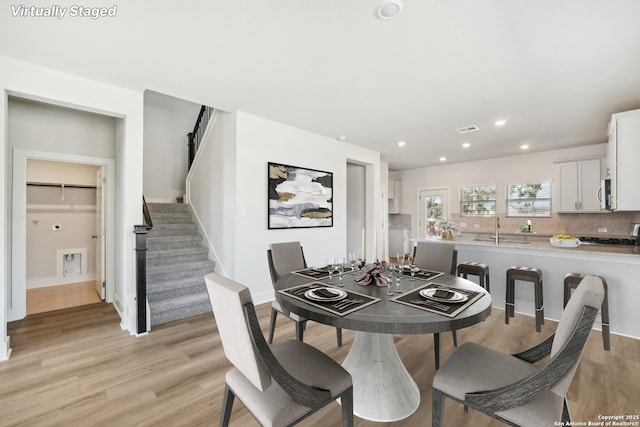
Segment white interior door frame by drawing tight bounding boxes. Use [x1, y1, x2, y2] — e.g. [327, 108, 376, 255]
[10, 148, 115, 321]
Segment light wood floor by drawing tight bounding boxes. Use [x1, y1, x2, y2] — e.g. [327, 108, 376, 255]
[26, 281, 102, 315]
[3, 302, 639, 426]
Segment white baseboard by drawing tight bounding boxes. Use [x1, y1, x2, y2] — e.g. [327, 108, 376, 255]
[0, 336, 12, 361]
[27, 274, 96, 289]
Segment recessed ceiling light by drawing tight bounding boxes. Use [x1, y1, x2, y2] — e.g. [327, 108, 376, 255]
[377, 0, 403, 20]
[337, 135, 347, 141]
[494, 119, 507, 127]
[397, 140, 406, 147]
[520, 144, 530, 150]
[439, 156, 447, 162]
[461, 142, 471, 148]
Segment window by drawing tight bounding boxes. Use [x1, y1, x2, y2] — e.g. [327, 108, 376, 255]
[506, 182, 551, 217]
[460, 185, 496, 216]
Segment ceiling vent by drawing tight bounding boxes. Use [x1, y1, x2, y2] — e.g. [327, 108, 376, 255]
[456, 125, 480, 134]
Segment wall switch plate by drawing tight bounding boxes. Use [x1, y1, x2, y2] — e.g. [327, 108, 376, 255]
[52, 224, 62, 231]
[598, 227, 607, 233]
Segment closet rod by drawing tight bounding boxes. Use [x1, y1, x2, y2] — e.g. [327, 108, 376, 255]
[26, 182, 97, 189]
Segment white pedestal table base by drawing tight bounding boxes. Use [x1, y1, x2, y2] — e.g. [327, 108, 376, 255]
[341, 331, 420, 422]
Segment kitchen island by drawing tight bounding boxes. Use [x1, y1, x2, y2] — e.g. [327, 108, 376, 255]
[413, 234, 640, 340]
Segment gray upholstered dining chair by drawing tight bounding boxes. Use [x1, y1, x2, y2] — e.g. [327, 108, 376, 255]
[267, 241, 342, 347]
[205, 273, 354, 427]
[432, 275, 605, 427]
[412, 240, 459, 369]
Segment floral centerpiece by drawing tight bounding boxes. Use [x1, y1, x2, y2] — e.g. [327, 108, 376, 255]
[434, 217, 460, 240]
[355, 261, 390, 287]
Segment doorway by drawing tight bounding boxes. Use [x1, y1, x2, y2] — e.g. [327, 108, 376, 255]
[418, 188, 450, 240]
[11, 149, 115, 321]
[24, 159, 105, 314]
[347, 163, 366, 255]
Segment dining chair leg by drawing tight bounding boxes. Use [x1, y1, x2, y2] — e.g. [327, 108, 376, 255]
[336, 327, 343, 347]
[562, 398, 572, 423]
[432, 388, 445, 427]
[433, 332, 441, 369]
[295, 320, 306, 342]
[268, 308, 278, 344]
[341, 387, 354, 427]
[220, 384, 235, 427]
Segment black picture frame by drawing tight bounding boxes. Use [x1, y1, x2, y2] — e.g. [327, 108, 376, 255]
[268, 162, 333, 229]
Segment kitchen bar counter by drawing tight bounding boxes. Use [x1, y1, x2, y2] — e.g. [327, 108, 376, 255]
[450, 234, 640, 257]
[411, 235, 640, 339]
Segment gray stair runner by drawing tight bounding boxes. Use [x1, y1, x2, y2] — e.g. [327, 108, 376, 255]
[146, 203, 214, 326]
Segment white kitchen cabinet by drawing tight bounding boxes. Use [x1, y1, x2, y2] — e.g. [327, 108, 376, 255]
[557, 158, 603, 212]
[608, 109, 640, 211]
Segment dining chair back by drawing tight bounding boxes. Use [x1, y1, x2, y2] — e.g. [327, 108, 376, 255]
[413, 241, 457, 275]
[205, 273, 354, 427]
[268, 241, 307, 284]
[412, 240, 459, 368]
[432, 275, 605, 427]
[267, 242, 342, 346]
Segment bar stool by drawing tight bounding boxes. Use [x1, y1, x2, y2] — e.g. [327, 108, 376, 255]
[564, 273, 610, 351]
[457, 261, 490, 292]
[505, 266, 544, 332]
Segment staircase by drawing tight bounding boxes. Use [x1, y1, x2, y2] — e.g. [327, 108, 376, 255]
[146, 203, 214, 327]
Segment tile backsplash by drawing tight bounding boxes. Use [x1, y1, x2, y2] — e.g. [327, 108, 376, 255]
[389, 211, 640, 238]
[450, 211, 640, 238]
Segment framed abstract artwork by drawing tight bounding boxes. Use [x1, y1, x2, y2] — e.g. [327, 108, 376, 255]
[268, 162, 333, 229]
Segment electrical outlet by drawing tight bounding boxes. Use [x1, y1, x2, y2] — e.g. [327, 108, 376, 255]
[459, 222, 467, 228]
[598, 227, 607, 233]
[473, 224, 480, 229]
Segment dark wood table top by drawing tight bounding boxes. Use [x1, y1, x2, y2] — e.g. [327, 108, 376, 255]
[276, 270, 492, 334]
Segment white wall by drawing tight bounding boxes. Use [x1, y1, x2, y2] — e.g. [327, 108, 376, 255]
[1, 55, 144, 360]
[8, 97, 116, 157]
[143, 91, 201, 202]
[392, 143, 607, 240]
[233, 112, 381, 303]
[188, 110, 382, 304]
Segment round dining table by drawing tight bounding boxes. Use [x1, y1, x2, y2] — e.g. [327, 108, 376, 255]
[276, 268, 492, 422]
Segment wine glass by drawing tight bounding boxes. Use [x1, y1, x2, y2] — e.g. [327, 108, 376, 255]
[385, 269, 394, 296]
[397, 252, 405, 277]
[408, 256, 417, 281]
[393, 262, 403, 293]
[335, 257, 345, 287]
[326, 258, 335, 283]
[349, 252, 358, 271]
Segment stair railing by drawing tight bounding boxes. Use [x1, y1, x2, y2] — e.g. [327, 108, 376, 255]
[133, 196, 153, 334]
[187, 105, 214, 170]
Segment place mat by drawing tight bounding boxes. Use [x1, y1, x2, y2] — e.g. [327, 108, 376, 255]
[292, 267, 330, 280]
[399, 268, 443, 281]
[293, 266, 359, 280]
[392, 282, 484, 318]
[279, 282, 380, 316]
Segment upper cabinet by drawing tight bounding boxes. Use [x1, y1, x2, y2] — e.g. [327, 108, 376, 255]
[557, 159, 604, 213]
[388, 179, 400, 214]
[608, 109, 640, 211]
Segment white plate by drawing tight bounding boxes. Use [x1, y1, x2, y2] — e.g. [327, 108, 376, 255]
[420, 288, 468, 303]
[304, 287, 347, 302]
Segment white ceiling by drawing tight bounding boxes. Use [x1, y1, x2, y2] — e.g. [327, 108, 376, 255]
[2, 0, 640, 170]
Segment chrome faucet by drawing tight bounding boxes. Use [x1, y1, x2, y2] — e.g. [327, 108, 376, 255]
[495, 216, 500, 245]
